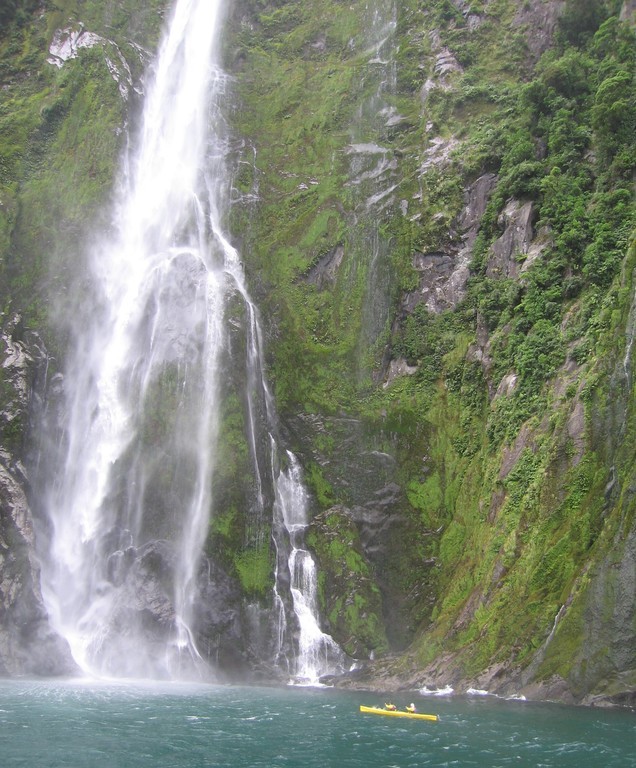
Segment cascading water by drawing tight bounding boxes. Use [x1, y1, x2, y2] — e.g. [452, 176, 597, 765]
[230, 293, 346, 683]
[39, 0, 231, 679]
[271, 450, 345, 684]
[37, 0, 341, 682]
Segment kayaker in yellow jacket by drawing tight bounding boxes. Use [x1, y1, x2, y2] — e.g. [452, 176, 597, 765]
[384, 702, 397, 711]
[406, 703, 417, 713]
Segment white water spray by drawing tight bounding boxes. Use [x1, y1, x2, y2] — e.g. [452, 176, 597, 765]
[40, 0, 231, 678]
[273, 451, 345, 684]
[39, 0, 342, 682]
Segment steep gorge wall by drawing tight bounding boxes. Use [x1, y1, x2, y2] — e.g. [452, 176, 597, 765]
[0, 0, 634, 704]
[227, 0, 636, 704]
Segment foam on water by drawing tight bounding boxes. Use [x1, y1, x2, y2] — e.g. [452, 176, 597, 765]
[1, 679, 633, 768]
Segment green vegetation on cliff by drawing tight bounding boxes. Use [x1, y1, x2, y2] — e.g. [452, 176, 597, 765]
[228, 0, 635, 700]
[0, 0, 634, 702]
[0, 0, 169, 334]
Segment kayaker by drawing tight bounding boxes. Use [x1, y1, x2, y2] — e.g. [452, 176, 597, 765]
[406, 703, 417, 713]
[384, 702, 397, 711]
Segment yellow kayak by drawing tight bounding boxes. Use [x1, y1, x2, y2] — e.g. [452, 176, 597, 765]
[359, 705, 438, 722]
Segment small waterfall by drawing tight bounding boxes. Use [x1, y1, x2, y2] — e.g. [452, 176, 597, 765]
[272, 451, 346, 684]
[37, 0, 341, 682]
[230, 278, 345, 682]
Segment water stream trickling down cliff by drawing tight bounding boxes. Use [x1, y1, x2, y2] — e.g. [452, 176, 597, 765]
[37, 0, 343, 683]
[344, 1, 398, 374]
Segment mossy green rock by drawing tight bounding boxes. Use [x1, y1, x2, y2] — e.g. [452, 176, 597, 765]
[307, 505, 388, 658]
[0, 0, 635, 702]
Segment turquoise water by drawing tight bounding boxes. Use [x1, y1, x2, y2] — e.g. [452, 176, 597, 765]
[0, 680, 633, 767]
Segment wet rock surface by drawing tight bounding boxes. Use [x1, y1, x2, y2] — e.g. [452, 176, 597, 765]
[0, 317, 76, 676]
[289, 413, 435, 652]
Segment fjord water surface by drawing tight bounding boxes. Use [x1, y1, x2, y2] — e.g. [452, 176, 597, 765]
[1, 680, 633, 767]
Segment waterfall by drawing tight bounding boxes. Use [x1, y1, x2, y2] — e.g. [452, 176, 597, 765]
[272, 451, 346, 684]
[37, 0, 341, 683]
[227, 262, 345, 683]
[38, 0, 230, 679]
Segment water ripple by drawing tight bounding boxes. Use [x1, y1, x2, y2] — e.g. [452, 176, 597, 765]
[0, 680, 633, 768]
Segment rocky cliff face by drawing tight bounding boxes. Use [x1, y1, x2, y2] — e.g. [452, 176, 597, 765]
[227, 0, 636, 704]
[0, 317, 75, 675]
[0, 0, 634, 704]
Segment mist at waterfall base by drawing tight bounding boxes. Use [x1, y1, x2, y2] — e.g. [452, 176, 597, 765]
[1, 680, 634, 768]
[35, 0, 343, 684]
